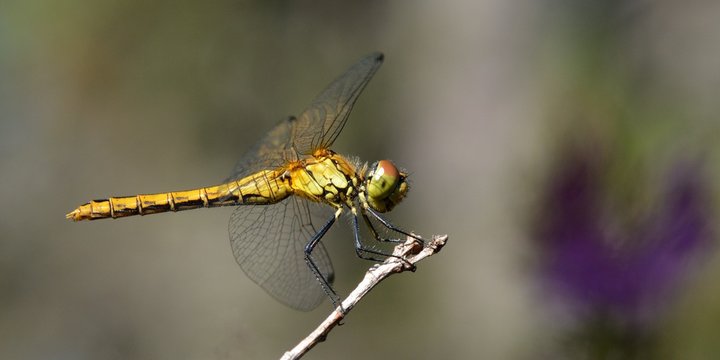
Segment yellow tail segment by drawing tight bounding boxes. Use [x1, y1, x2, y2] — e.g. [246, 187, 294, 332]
[66, 170, 292, 221]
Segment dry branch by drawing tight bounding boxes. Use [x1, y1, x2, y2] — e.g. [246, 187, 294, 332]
[280, 234, 448, 360]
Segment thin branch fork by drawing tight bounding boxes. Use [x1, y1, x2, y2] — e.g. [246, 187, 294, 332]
[280, 234, 448, 360]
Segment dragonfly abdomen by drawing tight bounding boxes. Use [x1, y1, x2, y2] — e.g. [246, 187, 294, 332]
[66, 170, 292, 221]
[66, 189, 222, 221]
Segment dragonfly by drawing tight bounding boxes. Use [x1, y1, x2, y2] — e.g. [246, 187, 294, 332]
[66, 52, 421, 311]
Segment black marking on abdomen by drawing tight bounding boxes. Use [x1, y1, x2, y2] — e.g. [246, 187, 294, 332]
[174, 198, 204, 210]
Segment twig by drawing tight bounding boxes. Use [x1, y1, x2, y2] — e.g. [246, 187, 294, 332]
[280, 234, 448, 360]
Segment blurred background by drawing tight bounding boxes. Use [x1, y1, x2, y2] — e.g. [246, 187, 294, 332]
[2, 0, 720, 359]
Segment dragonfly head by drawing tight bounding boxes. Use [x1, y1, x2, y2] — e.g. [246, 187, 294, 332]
[364, 160, 409, 213]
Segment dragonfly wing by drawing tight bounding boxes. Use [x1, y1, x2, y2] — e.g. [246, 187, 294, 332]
[291, 52, 384, 154]
[226, 52, 384, 182]
[229, 196, 334, 311]
[225, 116, 296, 182]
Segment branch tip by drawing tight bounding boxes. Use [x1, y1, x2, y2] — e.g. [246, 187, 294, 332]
[280, 234, 448, 360]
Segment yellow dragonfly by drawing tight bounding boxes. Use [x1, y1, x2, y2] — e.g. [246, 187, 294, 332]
[66, 52, 421, 311]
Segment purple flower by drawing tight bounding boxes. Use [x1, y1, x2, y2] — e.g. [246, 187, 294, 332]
[536, 149, 713, 325]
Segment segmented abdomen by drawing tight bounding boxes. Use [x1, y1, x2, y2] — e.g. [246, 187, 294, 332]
[66, 169, 291, 221]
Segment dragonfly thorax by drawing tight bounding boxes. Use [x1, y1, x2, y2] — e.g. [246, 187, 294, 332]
[289, 151, 362, 208]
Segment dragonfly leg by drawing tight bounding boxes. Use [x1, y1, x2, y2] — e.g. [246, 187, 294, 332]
[350, 210, 399, 263]
[361, 212, 404, 244]
[365, 207, 424, 245]
[305, 210, 342, 311]
[356, 210, 417, 271]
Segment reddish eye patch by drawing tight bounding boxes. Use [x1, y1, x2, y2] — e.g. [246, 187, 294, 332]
[374, 160, 399, 181]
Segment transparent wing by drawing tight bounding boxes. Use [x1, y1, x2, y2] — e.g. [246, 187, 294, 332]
[292, 52, 384, 154]
[224, 53, 383, 307]
[226, 52, 384, 181]
[225, 116, 296, 182]
[229, 196, 334, 311]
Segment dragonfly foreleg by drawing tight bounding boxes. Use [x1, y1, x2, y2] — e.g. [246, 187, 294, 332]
[361, 212, 404, 244]
[349, 211, 397, 263]
[353, 209, 418, 272]
[365, 207, 424, 245]
[350, 206, 421, 269]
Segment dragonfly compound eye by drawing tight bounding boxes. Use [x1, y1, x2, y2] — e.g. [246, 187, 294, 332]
[367, 160, 400, 200]
[365, 160, 409, 213]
